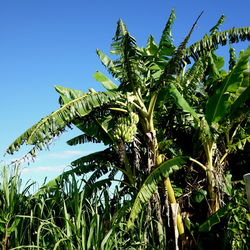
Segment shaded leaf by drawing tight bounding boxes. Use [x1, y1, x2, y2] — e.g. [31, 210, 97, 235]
[199, 203, 233, 232]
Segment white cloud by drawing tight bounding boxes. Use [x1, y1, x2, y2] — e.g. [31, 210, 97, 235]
[21, 165, 67, 174]
[47, 150, 92, 159]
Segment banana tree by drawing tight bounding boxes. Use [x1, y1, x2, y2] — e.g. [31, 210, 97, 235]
[6, 10, 250, 247]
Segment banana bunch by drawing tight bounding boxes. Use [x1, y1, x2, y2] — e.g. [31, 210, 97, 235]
[113, 112, 139, 142]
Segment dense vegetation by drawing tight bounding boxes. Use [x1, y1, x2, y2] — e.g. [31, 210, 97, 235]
[1, 10, 250, 249]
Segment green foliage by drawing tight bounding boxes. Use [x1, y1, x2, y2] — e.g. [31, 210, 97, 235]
[205, 46, 250, 124]
[127, 156, 188, 229]
[6, 91, 120, 158]
[4, 9, 250, 249]
[93, 71, 118, 91]
[0, 167, 167, 249]
[226, 182, 250, 249]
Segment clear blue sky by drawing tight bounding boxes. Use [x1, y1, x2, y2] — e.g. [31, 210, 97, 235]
[0, 0, 249, 187]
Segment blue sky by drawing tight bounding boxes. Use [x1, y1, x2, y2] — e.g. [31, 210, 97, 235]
[0, 0, 249, 187]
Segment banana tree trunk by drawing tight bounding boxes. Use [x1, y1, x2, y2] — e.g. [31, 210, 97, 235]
[148, 133, 185, 238]
[204, 142, 219, 214]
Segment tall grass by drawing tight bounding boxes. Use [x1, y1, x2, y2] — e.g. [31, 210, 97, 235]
[0, 166, 155, 250]
[1, 166, 249, 249]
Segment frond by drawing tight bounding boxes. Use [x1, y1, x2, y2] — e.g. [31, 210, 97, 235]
[86, 168, 110, 185]
[74, 115, 117, 146]
[84, 178, 113, 197]
[6, 91, 120, 157]
[115, 33, 144, 91]
[127, 156, 188, 229]
[96, 49, 120, 79]
[145, 35, 159, 56]
[230, 84, 250, 120]
[71, 149, 128, 179]
[229, 46, 237, 70]
[205, 46, 250, 124]
[153, 12, 204, 91]
[93, 71, 118, 91]
[108, 168, 118, 179]
[54, 85, 86, 105]
[71, 149, 118, 168]
[181, 59, 208, 101]
[186, 27, 250, 61]
[209, 15, 225, 35]
[157, 8, 176, 58]
[67, 134, 101, 146]
[113, 19, 128, 42]
[55, 85, 124, 145]
[166, 82, 200, 126]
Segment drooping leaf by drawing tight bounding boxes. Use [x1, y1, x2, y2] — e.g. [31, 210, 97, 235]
[71, 149, 117, 168]
[6, 91, 120, 156]
[74, 115, 117, 146]
[127, 156, 188, 229]
[186, 27, 250, 61]
[54, 85, 86, 107]
[67, 134, 101, 146]
[34, 150, 118, 196]
[56, 86, 120, 146]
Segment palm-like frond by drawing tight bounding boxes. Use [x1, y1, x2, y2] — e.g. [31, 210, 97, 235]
[71, 149, 117, 168]
[153, 12, 204, 91]
[6, 91, 120, 157]
[209, 15, 225, 35]
[67, 134, 101, 146]
[73, 115, 117, 146]
[55, 85, 122, 146]
[35, 149, 120, 195]
[157, 8, 176, 58]
[186, 27, 250, 61]
[84, 178, 113, 196]
[55, 85, 86, 105]
[181, 58, 207, 103]
[71, 148, 130, 183]
[96, 49, 120, 80]
[97, 19, 147, 93]
[167, 82, 200, 125]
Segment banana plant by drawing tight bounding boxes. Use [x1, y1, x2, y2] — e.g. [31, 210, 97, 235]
[166, 46, 250, 213]
[6, 9, 250, 247]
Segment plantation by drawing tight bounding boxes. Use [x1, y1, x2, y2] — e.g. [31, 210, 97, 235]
[1, 10, 250, 249]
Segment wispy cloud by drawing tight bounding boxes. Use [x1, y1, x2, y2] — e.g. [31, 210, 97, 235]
[47, 150, 92, 159]
[21, 165, 67, 174]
